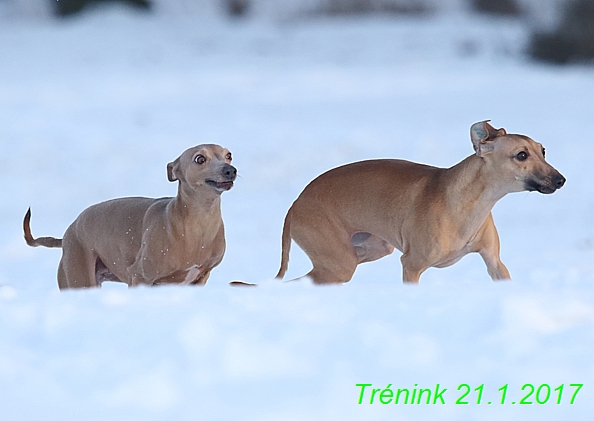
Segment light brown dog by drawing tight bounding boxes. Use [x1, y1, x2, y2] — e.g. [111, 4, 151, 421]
[24, 144, 236, 289]
[276, 121, 565, 284]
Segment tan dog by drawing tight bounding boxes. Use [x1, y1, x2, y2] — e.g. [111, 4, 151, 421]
[24, 144, 236, 289]
[276, 121, 565, 284]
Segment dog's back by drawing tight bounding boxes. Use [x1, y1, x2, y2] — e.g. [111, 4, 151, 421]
[291, 159, 442, 233]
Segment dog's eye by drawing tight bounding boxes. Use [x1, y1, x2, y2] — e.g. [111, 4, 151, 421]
[194, 155, 206, 165]
[516, 151, 528, 161]
[542, 147, 546, 158]
[225, 152, 232, 161]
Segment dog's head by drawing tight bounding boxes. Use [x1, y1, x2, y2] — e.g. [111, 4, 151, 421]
[167, 144, 237, 194]
[470, 120, 565, 194]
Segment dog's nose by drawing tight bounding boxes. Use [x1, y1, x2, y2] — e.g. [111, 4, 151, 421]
[553, 174, 566, 189]
[222, 164, 237, 181]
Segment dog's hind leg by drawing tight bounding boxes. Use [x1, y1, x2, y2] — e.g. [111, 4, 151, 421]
[292, 220, 358, 284]
[306, 257, 358, 284]
[59, 234, 99, 289]
[57, 260, 69, 290]
[400, 252, 427, 284]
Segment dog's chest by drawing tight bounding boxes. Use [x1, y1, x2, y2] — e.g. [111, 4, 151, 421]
[182, 264, 202, 285]
[164, 244, 223, 283]
[155, 262, 207, 285]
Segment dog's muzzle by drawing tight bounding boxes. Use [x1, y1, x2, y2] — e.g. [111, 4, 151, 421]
[206, 164, 237, 192]
[525, 172, 566, 194]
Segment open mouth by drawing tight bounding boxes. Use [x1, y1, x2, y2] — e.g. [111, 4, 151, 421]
[536, 185, 556, 194]
[525, 179, 556, 195]
[205, 179, 234, 191]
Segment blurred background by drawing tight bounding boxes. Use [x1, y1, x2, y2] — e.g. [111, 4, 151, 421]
[1, 0, 594, 64]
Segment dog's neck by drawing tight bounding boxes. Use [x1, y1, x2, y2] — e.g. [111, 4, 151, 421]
[177, 182, 222, 209]
[440, 154, 509, 239]
[168, 184, 223, 232]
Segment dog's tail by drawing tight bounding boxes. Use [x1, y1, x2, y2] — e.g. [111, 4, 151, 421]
[23, 208, 62, 248]
[275, 207, 293, 279]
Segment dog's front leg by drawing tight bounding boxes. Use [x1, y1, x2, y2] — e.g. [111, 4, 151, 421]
[472, 214, 511, 281]
[127, 256, 153, 287]
[128, 270, 151, 287]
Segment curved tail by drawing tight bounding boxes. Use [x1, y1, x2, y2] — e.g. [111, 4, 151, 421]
[23, 208, 62, 248]
[275, 207, 293, 279]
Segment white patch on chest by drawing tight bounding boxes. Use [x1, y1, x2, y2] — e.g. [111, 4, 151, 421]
[181, 264, 202, 285]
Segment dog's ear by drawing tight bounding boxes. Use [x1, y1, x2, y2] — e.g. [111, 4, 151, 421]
[167, 159, 179, 182]
[470, 120, 507, 157]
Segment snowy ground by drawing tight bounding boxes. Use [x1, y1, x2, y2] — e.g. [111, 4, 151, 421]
[1, 6, 593, 420]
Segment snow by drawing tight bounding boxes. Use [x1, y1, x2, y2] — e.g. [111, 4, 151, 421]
[1, 5, 593, 420]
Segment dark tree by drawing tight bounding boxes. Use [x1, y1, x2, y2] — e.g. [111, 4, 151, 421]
[224, 0, 250, 18]
[53, 0, 151, 17]
[470, 0, 522, 16]
[530, 0, 594, 64]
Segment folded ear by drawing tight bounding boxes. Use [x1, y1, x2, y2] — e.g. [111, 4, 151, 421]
[167, 159, 180, 182]
[470, 120, 507, 157]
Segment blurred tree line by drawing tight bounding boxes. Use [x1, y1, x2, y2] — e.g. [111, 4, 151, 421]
[38, 0, 594, 64]
[472, 0, 594, 63]
[53, 0, 151, 16]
